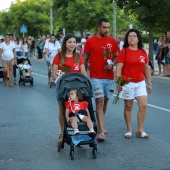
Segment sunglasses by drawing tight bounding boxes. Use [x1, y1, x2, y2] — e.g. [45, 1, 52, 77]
[128, 35, 137, 39]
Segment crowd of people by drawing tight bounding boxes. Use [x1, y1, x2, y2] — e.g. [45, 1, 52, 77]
[1, 17, 169, 142]
[154, 32, 170, 77]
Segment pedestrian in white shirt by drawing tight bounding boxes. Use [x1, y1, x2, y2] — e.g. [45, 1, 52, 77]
[44, 34, 61, 85]
[0, 34, 17, 86]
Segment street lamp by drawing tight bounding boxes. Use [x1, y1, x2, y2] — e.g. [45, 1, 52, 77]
[50, 0, 53, 34]
[113, 1, 117, 39]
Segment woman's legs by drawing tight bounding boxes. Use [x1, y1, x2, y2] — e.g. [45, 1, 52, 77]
[3, 67, 7, 85]
[124, 99, 133, 132]
[135, 96, 147, 133]
[47, 63, 50, 84]
[158, 64, 161, 74]
[13, 64, 17, 84]
[58, 100, 64, 134]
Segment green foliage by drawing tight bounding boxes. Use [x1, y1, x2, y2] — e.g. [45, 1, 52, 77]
[53, 0, 131, 37]
[115, 0, 170, 60]
[0, 0, 51, 37]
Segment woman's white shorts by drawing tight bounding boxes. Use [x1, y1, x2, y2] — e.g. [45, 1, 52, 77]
[119, 80, 147, 100]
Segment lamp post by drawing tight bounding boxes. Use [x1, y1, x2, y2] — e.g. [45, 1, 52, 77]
[113, 1, 117, 39]
[50, 0, 53, 34]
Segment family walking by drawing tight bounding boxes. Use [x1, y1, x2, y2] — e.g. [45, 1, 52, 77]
[52, 17, 152, 142]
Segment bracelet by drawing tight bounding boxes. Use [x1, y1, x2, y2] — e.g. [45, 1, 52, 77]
[148, 83, 152, 86]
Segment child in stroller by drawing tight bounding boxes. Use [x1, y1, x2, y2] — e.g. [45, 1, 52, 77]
[57, 72, 97, 160]
[17, 57, 33, 86]
[65, 88, 96, 136]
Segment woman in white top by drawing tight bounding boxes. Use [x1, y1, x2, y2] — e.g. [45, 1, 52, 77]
[21, 37, 29, 58]
[44, 34, 61, 85]
[0, 34, 17, 86]
[13, 34, 22, 84]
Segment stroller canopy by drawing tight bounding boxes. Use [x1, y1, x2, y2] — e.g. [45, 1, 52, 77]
[57, 72, 93, 99]
[17, 56, 31, 65]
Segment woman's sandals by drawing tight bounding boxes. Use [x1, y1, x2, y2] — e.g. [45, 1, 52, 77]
[136, 131, 149, 139]
[125, 132, 132, 139]
[125, 131, 149, 139]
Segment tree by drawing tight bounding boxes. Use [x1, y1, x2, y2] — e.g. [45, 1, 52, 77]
[115, 0, 170, 61]
[0, 0, 52, 37]
[53, 0, 131, 37]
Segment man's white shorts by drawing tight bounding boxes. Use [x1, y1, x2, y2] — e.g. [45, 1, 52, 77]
[119, 80, 147, 100]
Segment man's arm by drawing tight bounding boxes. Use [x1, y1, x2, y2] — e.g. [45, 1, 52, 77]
[83, 51, 90, 71]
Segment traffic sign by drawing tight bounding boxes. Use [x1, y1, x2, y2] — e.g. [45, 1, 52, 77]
[20, 25, 28, 33]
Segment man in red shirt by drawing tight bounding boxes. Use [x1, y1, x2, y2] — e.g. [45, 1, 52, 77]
[84, 18, 119, 141]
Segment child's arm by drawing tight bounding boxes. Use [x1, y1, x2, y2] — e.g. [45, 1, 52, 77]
[65, 108, 70, 122]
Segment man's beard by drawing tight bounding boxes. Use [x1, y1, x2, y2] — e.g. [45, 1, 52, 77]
[100, 32, 108, 37]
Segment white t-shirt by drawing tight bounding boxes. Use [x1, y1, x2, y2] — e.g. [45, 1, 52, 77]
[23, 64, 31, 70]
[0, 42, 15, 60]
[44, 40, 61, 64]
[81, 38, 86, 48]
[22, 43, 29, 53]
[15, 43, 22, 52]
[119, 41, 124, 51]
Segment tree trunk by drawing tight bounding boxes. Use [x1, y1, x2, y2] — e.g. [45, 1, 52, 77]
[37, 29, 41, 37]
[80, 25, 84, 38]
[148, 29, 153, 62]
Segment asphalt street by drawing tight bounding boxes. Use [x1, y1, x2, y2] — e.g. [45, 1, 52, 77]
[0, 58, 170, 170]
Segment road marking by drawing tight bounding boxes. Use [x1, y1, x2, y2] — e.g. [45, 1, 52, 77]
[33, 72, 170, 113]
[33, 73, 48, 78]
[133, 100, 170, 113]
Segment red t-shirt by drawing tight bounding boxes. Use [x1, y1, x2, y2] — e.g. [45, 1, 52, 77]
[117, 48, 149, 82]
[65, 101, 88, 113]
[53, 53, 84, 73]
[84, 35, 119, 79]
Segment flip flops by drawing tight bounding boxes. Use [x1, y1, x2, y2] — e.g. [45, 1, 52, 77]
[136, 131, 149, 139]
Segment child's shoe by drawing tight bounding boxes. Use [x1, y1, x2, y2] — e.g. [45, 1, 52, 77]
[74, 129, 80, 135]
[89, 128, 96, 136]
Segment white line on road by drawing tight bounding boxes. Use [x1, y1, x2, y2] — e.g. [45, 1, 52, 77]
[33, 72, 170, 113]
[33, 73, 48, 78]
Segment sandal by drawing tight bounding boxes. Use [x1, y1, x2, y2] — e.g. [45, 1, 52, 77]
[13, 79, 16, 85]
[136, 131, 149, 139]
[96, 134, 106, 141]
[59, 134, 63, 142]
[125, 132, 132, 139]
[8, 81, 13, 87]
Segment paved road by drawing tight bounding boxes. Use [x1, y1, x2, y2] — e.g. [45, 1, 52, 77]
[0, 58, 170, 170]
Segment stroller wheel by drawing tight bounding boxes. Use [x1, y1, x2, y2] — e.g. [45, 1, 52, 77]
[58, 142, 61, 152]
[70, 144, 74, 160]
[70, 150, 74, 160]
[30, 81, 33, 86]
[92, 147, 97, 159]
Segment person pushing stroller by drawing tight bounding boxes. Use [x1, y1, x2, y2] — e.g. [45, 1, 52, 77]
[65, 88, 96, 136]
